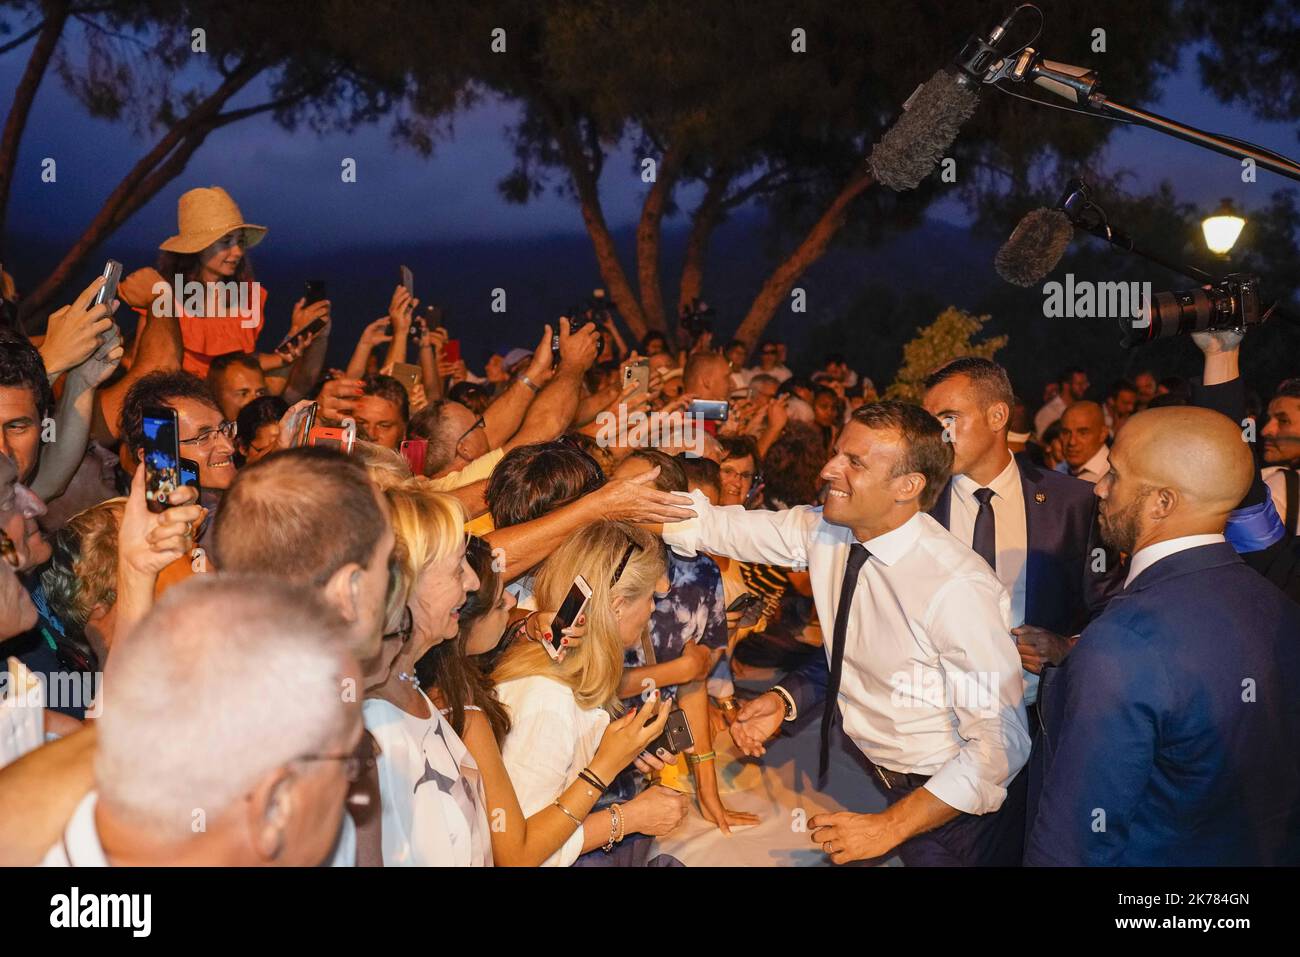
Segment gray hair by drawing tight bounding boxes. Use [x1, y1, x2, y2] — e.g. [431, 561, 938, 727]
[95, 576, 354, 840]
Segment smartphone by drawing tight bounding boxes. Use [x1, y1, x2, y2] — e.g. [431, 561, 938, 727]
[141, 405, 180, 513]
[391, 362, 421, 394]
[726, 592, 764, 628]
[400, 438, 427, 476]
[644, 706, 695, 757]
[419, 304, 444, 330]
[622, 358, 650, 398]
[179, 457, 201, 498]
[400, 265, 414, 298]
[286, 402, 318, 448]
[544, 575, 592, 660]
[303, 279, 327, 306]
[280, 316, 327, 353]
[443, 339, 461, 365]
[92, 260, 122, 309]
[308, 425, 355, 455]
[689, 398, 729, 421]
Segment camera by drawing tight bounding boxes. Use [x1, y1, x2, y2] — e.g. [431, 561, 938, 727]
[1123, 273, 1267, 347]
[679, 297, 715, 340]
[552, 288, 610, 360]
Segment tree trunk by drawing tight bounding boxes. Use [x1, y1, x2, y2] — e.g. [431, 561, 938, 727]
[677, 168, 732, 319]
[18, 58, 263, 321]
[634, 144, 682, 335]
[0, 1, 71, 259]
[732, 165, 875, 347]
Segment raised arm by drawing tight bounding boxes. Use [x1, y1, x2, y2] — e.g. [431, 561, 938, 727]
[501, 319, 599, 451]
[483, 325, 552, 448]
[661, 488, 818, 568]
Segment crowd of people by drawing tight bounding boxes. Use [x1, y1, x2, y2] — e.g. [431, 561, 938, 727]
[1, 185, 1297, 868]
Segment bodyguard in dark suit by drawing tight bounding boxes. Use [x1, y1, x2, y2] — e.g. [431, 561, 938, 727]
[1026, 406, 1300, 865]
[922, 358, 1122, 697]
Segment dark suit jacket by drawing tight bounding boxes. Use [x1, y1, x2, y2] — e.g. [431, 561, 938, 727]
[1026, 543, 1300, 865]
[929, 460, 1121, 635]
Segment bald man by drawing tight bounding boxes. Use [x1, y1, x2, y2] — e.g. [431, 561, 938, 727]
[683, 352, 733, 403]
[1055, 401, 1109, 482]
[1026, 407, 1300, 865]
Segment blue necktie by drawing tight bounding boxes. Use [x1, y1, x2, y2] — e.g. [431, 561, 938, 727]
[972, 487, 997, 570]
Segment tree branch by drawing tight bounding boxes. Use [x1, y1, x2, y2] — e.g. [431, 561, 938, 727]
[0, 18, 46, 56]
[635, 140, 683, 333]
[678, 165, 732, 319]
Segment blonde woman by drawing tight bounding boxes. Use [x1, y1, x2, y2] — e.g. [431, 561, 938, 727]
[493, 521, 690, 866]
[365, 482, 490, 866]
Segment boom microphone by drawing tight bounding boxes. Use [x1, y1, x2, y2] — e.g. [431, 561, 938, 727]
[868, 8, 1028, 191]
[994, 207, 1073, 286]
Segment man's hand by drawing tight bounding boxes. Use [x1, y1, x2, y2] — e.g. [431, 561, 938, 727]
[809, 811, 899, 864]
[677, 641, 724, 684]
[593, 466, 695, 524]
[120, 466, 205, 580]
[1012, 624, 1075, 674]
[39, 277, 117, 378]
[523, 325, 555, 386]
[729, 691, 785, 757]
[1191, 329, 1244, 355]
[358, 317, 394, 351]
[556, 316, 599, 373]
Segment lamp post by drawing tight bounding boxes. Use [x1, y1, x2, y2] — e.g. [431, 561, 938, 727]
[1202, 198, 1246, 257]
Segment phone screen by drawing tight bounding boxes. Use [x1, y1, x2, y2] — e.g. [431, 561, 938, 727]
[550, 580, 590, 652]
[142, 407, 180, 513]
[689, 399, 729, 421]
[179, 458, 200, 490]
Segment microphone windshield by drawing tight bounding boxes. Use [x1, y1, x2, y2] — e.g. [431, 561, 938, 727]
[994, 208, 1074, 286]
[869, 70, 979, 192]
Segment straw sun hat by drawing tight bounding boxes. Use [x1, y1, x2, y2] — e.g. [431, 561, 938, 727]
[159, 186, 267, 254]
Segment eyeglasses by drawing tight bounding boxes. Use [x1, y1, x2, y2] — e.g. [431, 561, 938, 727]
[455, 415, 485, 450]
[295, 750, 373, 784]
[180, 420, 237, 449]
[610, 541, 642, 587]
[0, 529, 18, 568]
[382, 605, 414, 645]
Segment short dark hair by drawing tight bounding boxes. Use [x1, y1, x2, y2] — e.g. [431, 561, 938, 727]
[0, 327, 54, 419]
[206, 351, 261, 384]
[923, 356, 1015, 416]
[214, 447, 386, 588]
[486, 442, 605, 528]
[850, 400, 953, 511]
[1107, 378, 1138, 400]
[360, 373, 410, 424]
[235, 395, 288, 451]
[1058, 366, 1086, 385]
[717, 435, 758, 465]
[449, 381, 490, 415]
[762, 421, 827, 507]
[823, 352, 846, 366]
[678, 454, 721, 495]
[121, 370, 220, 458]
[626, 448, 687, 492]
[1275, 378, 1300, 401]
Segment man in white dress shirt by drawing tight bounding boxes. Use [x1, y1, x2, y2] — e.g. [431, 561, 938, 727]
[661, 401, 1031, 866]
[1055, 401, 1110, 483]
[42, 577, 363, 866]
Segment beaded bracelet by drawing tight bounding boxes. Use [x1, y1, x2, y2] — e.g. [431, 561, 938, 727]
[613, 802, 626, 844]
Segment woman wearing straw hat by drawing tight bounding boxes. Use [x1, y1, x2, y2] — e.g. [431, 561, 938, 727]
[118, 186, 329, 379]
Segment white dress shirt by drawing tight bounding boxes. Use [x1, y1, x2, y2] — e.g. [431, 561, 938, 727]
[663, 492, 1030, 816]
[1262, 467, 1299, 535]
[1124, 534, 1226, 588]
[496, 674, 611, 866]
[1034, 395, 1067, 438]
[947, 456, 1038, 704]
[42, 791, 109, 866]
[1055, 443, 1110, 484]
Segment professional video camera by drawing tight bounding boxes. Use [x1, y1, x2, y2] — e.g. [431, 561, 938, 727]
[1125, 274, 1265, 347]
[552, 288, 612, 359]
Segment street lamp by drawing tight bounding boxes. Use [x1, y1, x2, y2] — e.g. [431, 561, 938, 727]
[1202, 198, 1246, 256]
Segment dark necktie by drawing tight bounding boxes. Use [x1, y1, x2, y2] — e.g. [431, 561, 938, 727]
[971, 487, 997, 570]
[820, 543, 870, 781]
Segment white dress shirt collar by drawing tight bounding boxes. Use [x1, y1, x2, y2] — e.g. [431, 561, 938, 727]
[953, 452, 1019, 504]
[855, 511, 923, 566]
[1124, 534, 1226, 588]
[1074, 444, 1110, 480]
[44, 791, 109, 866]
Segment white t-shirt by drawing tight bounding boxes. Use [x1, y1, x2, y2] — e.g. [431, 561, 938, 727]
[363, 691, 492, 867]
[495, 674, 610, 866]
